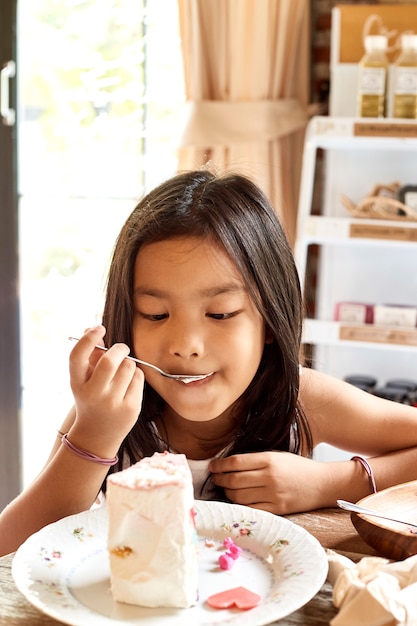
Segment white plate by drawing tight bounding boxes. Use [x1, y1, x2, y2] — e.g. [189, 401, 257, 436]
[12, 500, 328, 626]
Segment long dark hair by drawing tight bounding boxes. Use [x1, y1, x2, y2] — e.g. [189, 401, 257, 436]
[102, 169, 312, 490]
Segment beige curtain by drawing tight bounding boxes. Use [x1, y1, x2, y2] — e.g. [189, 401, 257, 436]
[177, 0, 311, 247]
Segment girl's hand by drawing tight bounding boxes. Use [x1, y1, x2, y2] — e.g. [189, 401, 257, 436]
[209, 452, 332, 515]
[68, 325, 144, 457]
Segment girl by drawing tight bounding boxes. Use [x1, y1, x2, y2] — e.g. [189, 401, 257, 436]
[1, 169, 417, 556]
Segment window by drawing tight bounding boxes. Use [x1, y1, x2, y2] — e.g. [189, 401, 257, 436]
[18, 0, 184, 485]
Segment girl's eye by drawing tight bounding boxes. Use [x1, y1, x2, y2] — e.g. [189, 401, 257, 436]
[141, 313, 168, 321]
[207, 311, 239, 320]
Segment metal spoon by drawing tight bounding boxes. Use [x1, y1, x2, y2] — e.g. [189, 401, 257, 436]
[337, 499, 417, 529]
[68, 337, 212, 384]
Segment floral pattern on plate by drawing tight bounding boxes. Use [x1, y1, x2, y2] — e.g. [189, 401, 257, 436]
[220, 518, 258, 537]
[12, 500, 328, 626]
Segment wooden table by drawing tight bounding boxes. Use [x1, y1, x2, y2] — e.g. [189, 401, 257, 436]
[0, 507, 377, 625]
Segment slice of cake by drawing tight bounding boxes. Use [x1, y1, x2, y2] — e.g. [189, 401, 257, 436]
[106, 451, 198, 608]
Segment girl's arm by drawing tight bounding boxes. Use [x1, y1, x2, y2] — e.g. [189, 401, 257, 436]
[210, 367, 417, 514]
[210, 445, 417, 515]
[301, 367, 417, 455]
[0, 430, 116, 556]
[0, 326, 144, 556]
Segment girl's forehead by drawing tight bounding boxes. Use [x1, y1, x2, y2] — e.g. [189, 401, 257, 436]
[136, 236, 234, 269]
[133, 236, 245, 290]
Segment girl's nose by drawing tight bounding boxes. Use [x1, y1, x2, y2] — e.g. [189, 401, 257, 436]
[166, 319, 205, 359]
[171, 336, 203, 359]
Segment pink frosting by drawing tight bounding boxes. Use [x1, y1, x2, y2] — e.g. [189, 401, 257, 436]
[107, 452, 190, 490]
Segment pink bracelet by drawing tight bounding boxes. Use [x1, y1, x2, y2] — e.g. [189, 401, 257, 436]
[61, 434, 118, 466]
[351, 455, 377, 494]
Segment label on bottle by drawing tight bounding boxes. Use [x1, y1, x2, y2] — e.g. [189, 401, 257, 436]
[334, 302, 370, 324]
[394, 67, 417, 94]
[374, 305, 417, 328]
[359, 68, 386, 95]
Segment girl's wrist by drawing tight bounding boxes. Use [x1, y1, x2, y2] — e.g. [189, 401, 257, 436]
[65, 425, 122, 463]
[350, 455, 377, 495]
[341, 456, 377, 503]
[61, 434, 119, 466]
[319, 459, 377, 507]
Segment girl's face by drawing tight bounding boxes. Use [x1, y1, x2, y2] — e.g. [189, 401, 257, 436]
[132, 236, 266, 424]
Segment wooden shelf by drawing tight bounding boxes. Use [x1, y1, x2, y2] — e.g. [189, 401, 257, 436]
[306, 117, 417, 149]
[296, 115, 417, 385]
[302, 216, 417, 246]
[303, 319, 417, 351]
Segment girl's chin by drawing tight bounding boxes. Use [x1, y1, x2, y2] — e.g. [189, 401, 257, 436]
[171, 411, 225, 423]
[164, 403, 233, 424]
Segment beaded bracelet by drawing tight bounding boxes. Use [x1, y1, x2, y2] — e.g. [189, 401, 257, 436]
[61, 434, 118, 466]
[351, 455, 377, 494]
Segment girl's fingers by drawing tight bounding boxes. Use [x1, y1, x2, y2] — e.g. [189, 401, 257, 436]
[109, 356, 144, 403]
[70, 326, 135, 393]
[70, 327, 144, 416]
[69, 326, 106, 387]
[209, 453, 268, 475]
[224, 486, 265, 506]
[86, 342, 131, 390]
[123, 366, 145, 408]
[212, 467, 265, 490]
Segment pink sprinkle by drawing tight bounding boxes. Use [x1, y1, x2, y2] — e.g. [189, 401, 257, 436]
[223, 537, 234, 549]
[227, 544, 242, 560]
[218, 553, 234, 570]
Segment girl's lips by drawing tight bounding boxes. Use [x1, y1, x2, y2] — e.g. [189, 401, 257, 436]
[177, 372, 214, 386]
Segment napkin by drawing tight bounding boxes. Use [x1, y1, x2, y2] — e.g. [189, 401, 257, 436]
[327, 550, 417, 625]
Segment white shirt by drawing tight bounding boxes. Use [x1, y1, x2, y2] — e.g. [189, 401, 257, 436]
[187, 457, 213, 499]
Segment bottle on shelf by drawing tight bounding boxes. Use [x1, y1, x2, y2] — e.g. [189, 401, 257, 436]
[357, 35, 388, 118]
[393, 34, 417, 119]
[386, 379, 417, 406]
[344, 375, 377, 393]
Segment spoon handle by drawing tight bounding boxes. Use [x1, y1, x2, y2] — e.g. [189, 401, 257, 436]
[337, 499, 417, 529]
[68, 337, 161, 371]
[68, 336, 208, 382]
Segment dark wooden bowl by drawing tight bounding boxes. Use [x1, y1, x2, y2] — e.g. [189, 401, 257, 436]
[351, 480, 417, 561]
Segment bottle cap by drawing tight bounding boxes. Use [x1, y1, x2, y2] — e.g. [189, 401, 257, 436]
[344, 375, 377, 391]
[386, 379, 417, 393]
[364, 35, 388, 52]
[373, 386, 410, 403]
[401, 34, 417, 50]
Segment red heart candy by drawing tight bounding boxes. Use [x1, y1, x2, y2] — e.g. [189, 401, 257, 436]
[206, 586, 262, 610]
